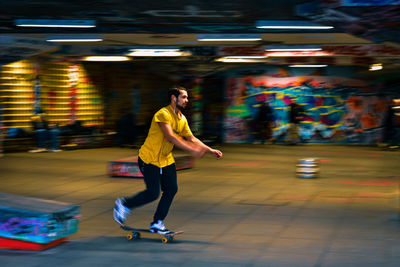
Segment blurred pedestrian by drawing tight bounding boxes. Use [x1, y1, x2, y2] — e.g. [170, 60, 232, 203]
[287, 98, 305, 145]
[382, 99, 399, 149]
[29, 108, 61, 153]
[255, 101, 274, 144]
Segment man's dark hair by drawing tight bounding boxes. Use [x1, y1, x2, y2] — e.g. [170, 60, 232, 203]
[167, 86, 186, 102]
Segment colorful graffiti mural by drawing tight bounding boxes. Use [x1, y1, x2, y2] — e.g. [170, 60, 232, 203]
[224, 67, 394, 144]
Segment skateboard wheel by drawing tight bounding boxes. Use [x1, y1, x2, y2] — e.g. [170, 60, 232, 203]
[165, 236, 174, 243]
[161, 237, 168, 244]
[132, 232, 141, 239]
[126, 234, 133, 240]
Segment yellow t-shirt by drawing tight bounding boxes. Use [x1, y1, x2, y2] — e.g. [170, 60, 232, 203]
[138, 105, 193, 168]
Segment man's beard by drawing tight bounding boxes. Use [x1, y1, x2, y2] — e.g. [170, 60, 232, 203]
[176, 103, 186, 110]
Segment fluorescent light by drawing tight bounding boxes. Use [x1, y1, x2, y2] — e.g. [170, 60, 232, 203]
[47, 38, 102, 42]
[369, 63, 382, 71]
[266, 51, 331, 57]
[46, 35, 103, 42]
[259, 26, 333, 29]
[219, 56, 267, 59]
[128, 47, 180, 52]
[256, 20, 333, 30]
[267, 48, 321, 51]
[84, 56, 130, 62]
[197, 34, 261, 41]
[126, 48, 190, 57]
[15, 19, 96, 28]
[289, 65, 328, 67]
[265, 45, 322, 51]
[216, 56, 268, 63]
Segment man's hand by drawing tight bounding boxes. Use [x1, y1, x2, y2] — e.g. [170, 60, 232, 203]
[184, 135, 223, 159]
[209, 149, 223, 159]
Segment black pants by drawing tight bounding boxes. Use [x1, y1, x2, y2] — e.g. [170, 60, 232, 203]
[124, 157, 178, 222]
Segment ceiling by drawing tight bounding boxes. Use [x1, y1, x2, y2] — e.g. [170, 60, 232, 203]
[1, 0, 400, 72]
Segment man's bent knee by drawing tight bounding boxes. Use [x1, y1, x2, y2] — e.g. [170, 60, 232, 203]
[164, 186, 178, 197]
[145, 190, 160, 201]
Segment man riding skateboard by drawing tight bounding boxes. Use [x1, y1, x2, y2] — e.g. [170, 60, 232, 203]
[113, 86, 223, 234]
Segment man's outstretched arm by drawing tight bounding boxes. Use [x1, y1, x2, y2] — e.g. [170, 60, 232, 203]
[158, 122, 206, 158]
[185, 135, 223, 159]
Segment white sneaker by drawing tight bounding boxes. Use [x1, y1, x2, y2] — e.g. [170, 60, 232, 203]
[150, 220, 170, 234]
[113, 198, 130, 225]
[29, 148, 48, 153]
[50, 149, 62, 152]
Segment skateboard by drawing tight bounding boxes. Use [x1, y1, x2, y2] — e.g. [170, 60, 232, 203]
[120, 225, 184, 244]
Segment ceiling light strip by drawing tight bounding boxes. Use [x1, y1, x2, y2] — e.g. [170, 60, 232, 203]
[256, 20, 333, 30]
[258, 26, 333, 29]
[46, 35, 103, 42]
[266, 48, 322, 51]
[47, 38, 103, 42]
[84, 56, 130, 62]
[15, 19, 96, 28]
[197, 34, 262, 41]
[289, 65, 328, 67]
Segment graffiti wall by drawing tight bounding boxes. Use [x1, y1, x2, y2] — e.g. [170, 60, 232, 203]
[224, 66, 395, 144]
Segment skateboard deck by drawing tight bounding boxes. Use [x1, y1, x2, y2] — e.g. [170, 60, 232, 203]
[120, 225, 184, 244]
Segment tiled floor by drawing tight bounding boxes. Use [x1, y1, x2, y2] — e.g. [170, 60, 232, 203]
[1, 144, 400, 266]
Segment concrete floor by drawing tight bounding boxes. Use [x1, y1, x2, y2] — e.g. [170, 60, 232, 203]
[1, 144, 400, 266]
